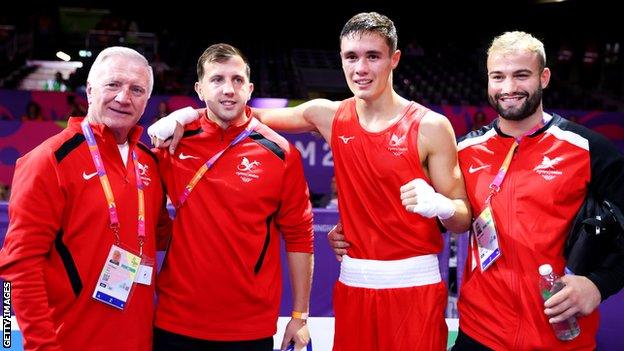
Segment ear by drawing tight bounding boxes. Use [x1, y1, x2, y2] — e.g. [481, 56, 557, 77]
[247, 82, 254, 100]
[86, 82, 93, 105]
[194, 82, 203, 101]
[391, 49, 401, 70]
[541, 67, 551, 89]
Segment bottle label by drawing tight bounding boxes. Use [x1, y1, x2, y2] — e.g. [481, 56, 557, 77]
[541, 280, 564, 301]
[541, 290, 553, 300]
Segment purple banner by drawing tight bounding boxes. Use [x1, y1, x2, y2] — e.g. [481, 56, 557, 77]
[279, 209, 340, 317]
[0, 121, 65, 185]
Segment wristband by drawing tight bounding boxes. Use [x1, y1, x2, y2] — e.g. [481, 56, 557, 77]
[292, 311, 309, 320]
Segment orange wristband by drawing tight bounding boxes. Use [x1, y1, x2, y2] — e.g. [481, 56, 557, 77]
[292, 311, 309, 320]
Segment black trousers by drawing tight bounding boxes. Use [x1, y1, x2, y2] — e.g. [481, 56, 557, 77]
[153, 327, 274, 351]
[451, 329, 493, 351]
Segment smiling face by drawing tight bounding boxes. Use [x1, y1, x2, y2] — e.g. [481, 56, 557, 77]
[487, 50, 550, 122]
[340, 32, 400, 102]
[86, 55, 151, 142]
[194, 55, 253, 129]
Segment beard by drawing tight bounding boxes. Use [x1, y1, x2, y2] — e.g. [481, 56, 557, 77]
[488, 86, 542, 121]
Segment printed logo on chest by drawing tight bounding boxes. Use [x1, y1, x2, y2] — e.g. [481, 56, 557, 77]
[338, 135, 355, 144]
[387, 133, 408, 156]
[533, 155, 563, 180]
[236, 157, 262, 182]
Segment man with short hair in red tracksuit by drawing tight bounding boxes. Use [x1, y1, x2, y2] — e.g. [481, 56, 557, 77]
[151, 43, 314, 351]
[0, 47, 172, 351]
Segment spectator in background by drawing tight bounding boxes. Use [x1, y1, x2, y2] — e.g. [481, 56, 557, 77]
[151, 54, 170, 78]
[68, 67, 88, 93]
[21, 101, 44, 121]
[316, 176, 338, 209]
[44, 71, 68, 92]
[66, 94, 87, 119]
[471, 110, 488, 131]
[153, 101, 170, 122]
[151, 54, 171, 93]
[556, 41, 573, 82]
[0, 182, 10, 201]
[124, 20, 140, 45]
[603, 40, 622, 95]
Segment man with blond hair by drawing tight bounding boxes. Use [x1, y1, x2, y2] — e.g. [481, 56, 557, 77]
[451, 31, 624, 350]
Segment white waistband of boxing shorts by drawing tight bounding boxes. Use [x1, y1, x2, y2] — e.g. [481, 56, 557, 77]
[339, 254, 441, 289]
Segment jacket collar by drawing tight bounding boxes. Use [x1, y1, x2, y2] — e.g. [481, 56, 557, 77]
[68, 116, 143, 146]
[493, 113, 560, 139]
[198, 106, 253, 139]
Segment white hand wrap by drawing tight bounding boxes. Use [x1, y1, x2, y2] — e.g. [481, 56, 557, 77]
[404, 178, 456, 220]
[147, 107, 199, 140]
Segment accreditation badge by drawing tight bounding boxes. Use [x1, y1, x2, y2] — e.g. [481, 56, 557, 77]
[135, 256, 154, 286]
[92, 244, 141, 309]
[472, 205, 501, 271]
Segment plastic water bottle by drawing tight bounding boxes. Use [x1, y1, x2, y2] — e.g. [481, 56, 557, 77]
[538, 264, 580, 341]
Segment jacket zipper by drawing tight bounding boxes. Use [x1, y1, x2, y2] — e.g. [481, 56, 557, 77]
[508, 144, 524, 349]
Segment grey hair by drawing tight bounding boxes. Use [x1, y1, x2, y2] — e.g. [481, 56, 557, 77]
[87, 46, 154, 96]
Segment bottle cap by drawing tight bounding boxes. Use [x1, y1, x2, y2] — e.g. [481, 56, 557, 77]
[539, 264, 553, 276]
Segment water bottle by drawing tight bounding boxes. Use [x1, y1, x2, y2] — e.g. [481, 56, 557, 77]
[538, 264, 580, 341]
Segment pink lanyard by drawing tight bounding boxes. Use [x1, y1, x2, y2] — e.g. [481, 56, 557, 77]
[177, 117, 258, 209]
[81, 119, 146, 255]
[485, 117, 547, 204]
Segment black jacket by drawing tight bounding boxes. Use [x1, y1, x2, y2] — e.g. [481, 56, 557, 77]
[565, 196, 624, 301]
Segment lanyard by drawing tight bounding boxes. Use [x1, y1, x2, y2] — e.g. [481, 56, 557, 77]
[81, 119, 146, 255]
[486, 117, 548, 204]
[177, 117, 258, 208]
